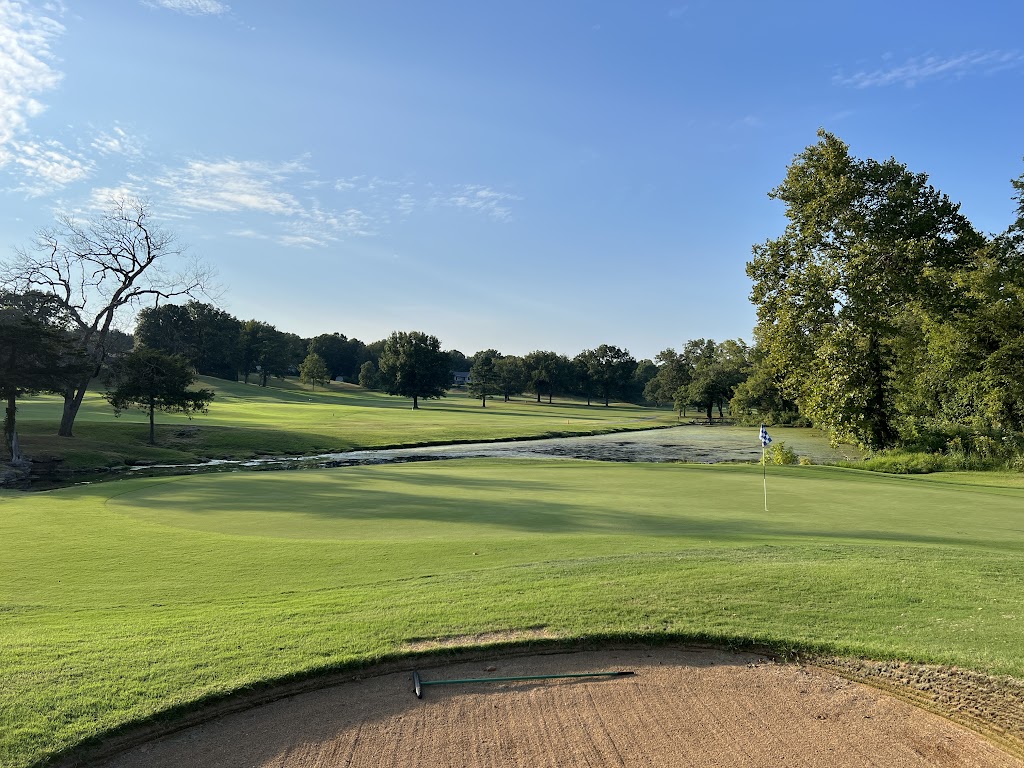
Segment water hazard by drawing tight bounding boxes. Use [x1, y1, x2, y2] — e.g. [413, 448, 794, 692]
[121, 424, 862, 480]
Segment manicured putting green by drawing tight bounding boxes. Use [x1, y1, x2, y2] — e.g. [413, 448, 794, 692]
[107, 460, 1022, 547]
[3, 460, 1024, 767]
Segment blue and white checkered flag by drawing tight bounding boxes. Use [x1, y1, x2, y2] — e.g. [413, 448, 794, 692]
[759, 424, 772, 448]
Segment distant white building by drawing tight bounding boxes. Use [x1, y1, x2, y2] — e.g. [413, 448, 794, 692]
[452, 371, 471, 387]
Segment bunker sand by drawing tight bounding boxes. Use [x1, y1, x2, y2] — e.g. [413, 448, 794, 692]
[102, 649, 1021, 768]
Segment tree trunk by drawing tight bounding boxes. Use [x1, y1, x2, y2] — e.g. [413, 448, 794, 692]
[148, 399, 156, 445]
[412, 394, 419, 409]
[717, 401, 723, 418]
[4, 393, 17, 462]
[536, 391, 541, 403]
[706, 402, 713, 420]
[547, 391, 552, 404]
[58, 381, 90, 437]
[481, 395, 486, 407]
[865, 333, 895, 448]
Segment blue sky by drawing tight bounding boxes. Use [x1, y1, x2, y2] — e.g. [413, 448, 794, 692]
[1, 1, 1022, 359]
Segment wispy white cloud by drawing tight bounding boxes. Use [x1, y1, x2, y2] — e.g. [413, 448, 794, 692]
[437, 185, 520, 222]
[155, 158, 304, 214]
[0, 1, 65, 157]
[279, 204, 375, 248]
[91, 125, 144, 158]
[8, 139, 90, 196]
[395, 193, 416, 216]
[144, 0, 229, 16]
[87, 182, 148, 211]
[156, 156, 376, 247]
[153, 157, 519, 247]
[331, 175, 519, 222]
[836, 50, 1024, 89]
[227, 228, 270, 240]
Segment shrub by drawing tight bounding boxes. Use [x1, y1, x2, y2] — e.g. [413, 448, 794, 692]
[762, 441, 798, 465]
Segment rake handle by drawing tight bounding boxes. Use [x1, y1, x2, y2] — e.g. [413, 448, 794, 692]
[413, 670, 634, 698]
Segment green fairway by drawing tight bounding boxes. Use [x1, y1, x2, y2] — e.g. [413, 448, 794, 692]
[3, 460, 1024, 766]
[14, 378, 674, 471]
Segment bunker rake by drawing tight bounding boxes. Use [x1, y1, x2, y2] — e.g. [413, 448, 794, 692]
[412, 669, 635, 698]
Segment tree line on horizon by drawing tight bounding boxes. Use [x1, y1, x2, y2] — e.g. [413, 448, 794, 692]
[3, 131, 1024, 464]
[129, 299, 753, 416]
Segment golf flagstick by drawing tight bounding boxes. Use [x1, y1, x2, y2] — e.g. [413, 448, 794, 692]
[759, 424, 771, 512]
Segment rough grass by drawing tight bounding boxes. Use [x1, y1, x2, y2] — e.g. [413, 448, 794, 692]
[3, 460, 1024, 766]
[14, 377, 675, 472]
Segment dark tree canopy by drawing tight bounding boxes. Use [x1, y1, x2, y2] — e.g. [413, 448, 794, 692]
[239, 320, 294, 386]
[358, 360, 380, 390]
[105, 347, 214, 445]
[493, 355, 527, 402]
[135, 301, 241, 381]
[523, 350, 568, 404]
[588, 344, 636, 407]
[0, 292, 86, 461]
[308, 333, 366, 382]
[644, 348, 693, 409]
[468, 349, 500, 407]
[377, 331, 451, 409]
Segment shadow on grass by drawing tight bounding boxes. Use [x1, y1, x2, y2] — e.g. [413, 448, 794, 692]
[110, 467, 1004, 549]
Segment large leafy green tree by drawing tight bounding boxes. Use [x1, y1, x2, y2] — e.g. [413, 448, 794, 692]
[905, 169, 1024, 434]
[378, 331, 451, 409]
[629, 359, 658, 404]
[308, 333, 366, 382]
[135, 301, 241, 380]
[747, 131, 983, 448]
[571, 349, 599, 405]
[188, 303, 242, 380]
[643, 348, 693, 408]
[134, 303, 195, 359]
[105, 347, 214, 445]
[493, 355, 527, 402]
[358, 360, 380, 390]
[730, 340, 799, 424]
[468, 349, 500, 407]
[299, 353, 329, 391]
[523, 350, 569, 404]
[239, 320, 292, 386]
[588, 344, 636, 407]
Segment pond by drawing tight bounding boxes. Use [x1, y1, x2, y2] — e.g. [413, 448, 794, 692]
[121, 423, 861, 479]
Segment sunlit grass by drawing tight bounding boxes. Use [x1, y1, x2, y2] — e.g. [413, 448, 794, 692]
[15, 377, 675, 470]
[3, 460, 1024, 765]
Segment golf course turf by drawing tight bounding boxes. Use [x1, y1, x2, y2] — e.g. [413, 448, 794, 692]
[3, 459, 1024, 766]
[12, 378, 677, 473]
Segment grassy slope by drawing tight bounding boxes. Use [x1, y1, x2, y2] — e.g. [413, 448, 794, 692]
[14, 378, 674, 470]
[3, 461, 1024, 765]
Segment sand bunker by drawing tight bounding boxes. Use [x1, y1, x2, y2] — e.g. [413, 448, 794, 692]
[100, 649, 1021, 767]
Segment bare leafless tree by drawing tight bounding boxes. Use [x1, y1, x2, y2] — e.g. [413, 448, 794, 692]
[2, 196, 217, 437]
